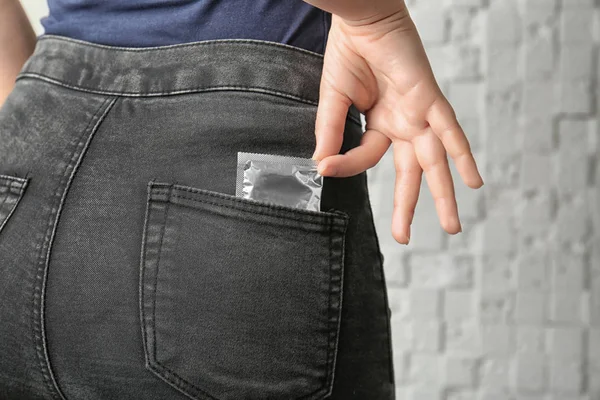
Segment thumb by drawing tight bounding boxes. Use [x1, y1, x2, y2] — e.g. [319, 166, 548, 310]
[312, 80, 352, 161]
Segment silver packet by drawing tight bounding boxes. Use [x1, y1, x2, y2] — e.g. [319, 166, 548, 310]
[236, 152, 322, 211]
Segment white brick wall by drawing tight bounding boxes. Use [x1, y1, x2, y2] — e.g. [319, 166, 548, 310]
[20, 0, 48, 35]
[18, 0, 600, 398]
[368, 0, 600, 398]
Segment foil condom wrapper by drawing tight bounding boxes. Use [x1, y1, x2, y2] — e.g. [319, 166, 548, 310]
[235, 152, 322, 211]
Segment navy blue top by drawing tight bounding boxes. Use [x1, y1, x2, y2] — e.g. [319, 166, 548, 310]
[41, 0, 332, 54]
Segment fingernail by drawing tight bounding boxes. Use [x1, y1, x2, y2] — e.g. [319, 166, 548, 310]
[312, 146, 322, 161]
[322, 165, 337, 176]
[452, 216, 462, 233]
[477, 172, 484, 186]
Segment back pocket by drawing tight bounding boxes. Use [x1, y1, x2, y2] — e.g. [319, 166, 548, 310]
[139, 181, 349, 400]
[0, 174, 30, 235]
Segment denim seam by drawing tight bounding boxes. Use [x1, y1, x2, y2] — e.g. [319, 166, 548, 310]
[152, 186, 172, 370]
[0, 174, 28, 184]
[15, 76, 363, 128]
[3, 179, 27, 196]
[30, 95, 118, 400]
[0, 180, 25, 191]
[139, 184, 218, 400]
[37, 35, 326, 58]
[362, 171, 396, 386]
[17, 73, 318, 103]
[31, 97, 107, 400]
[165, 192, 346, 230]
[148, 361, 220, 400]
[165, 183, 334, 216]
[0, 180, 25, 211]
[139, 179, 155, 372]
[0, 184, 14, 217]
[0, 179, 27, 213]
[0, 196, 8, 222]
[151, 183, 350, 225]
[328, 218, 347, 397]
[326, 216, 334, 392]
[141, 189, 239, 400]
[0, 178, 29, 234]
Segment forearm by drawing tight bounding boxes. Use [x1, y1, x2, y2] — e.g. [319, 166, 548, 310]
[302, 0, 407, 25]
[0, 0, 36, 106]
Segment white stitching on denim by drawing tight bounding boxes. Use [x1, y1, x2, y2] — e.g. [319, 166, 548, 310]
[21, 72, 365, 126]
[32, 96, 118, 400]
[17, 73, 321, 105]
[0, 178, 29, 233]
[37, 35, 326, 58]
[0, 174, 28, 183]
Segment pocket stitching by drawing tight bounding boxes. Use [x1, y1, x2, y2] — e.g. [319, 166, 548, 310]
[147, 199, 220, 400]
[140, 187, 221, 400]
[0, 177, 30, 233]
[169, 193, 342, 229]
[150, 186, 348, 229]
[151, 182, 349, 223]
[325, 216, 334, 393]
[0, 174, 28, 184]
[151, 189, 172, 374]
[325, 213, 348, 398]
[141, 184, 348, 400]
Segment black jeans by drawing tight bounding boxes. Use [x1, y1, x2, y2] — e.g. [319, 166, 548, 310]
[0, 35, 395, 400]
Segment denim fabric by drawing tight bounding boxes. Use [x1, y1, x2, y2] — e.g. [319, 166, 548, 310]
[0, 35, 395, 400]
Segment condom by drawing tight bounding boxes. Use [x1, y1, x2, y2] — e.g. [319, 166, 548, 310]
[236, 152, 322, 211]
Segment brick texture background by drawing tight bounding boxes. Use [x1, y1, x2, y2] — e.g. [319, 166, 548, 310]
[19, 0, 600, 399]
[365, 0, 600, 399]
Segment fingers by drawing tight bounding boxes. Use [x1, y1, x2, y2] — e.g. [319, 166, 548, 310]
[427, 97, 484, 189]
[412, 129, 461, 234]
[391, 141, 422, 244]
[316, 129, 391, 177]
[312, 80, 353, 161]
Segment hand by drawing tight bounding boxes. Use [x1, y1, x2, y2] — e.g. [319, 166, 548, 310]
[312, 6, 484, 244]
[0, 0, 36, 107]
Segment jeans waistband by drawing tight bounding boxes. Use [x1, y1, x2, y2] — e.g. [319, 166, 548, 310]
[17, 35, 362, 124]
